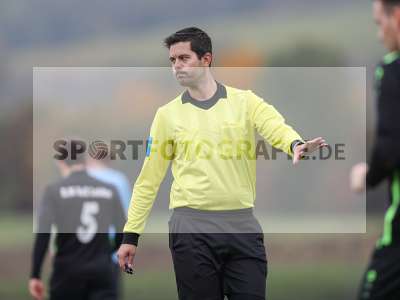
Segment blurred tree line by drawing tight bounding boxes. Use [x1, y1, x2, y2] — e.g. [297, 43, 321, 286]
[0, 100, 32, 212]
[0, 42, 383, 214]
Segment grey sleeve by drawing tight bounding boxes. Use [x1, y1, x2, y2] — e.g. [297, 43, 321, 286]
[36, 186, 55, 233]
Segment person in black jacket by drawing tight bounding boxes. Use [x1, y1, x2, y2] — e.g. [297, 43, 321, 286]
[350, 0, 400, 299]
[29, 140, 126, 300]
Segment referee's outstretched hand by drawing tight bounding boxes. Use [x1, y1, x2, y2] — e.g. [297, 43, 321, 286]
[117, 244, 136, 273]
[293, 137, 328, 165]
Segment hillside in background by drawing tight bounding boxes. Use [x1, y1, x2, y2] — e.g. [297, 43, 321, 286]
[0, 1, 387, 213]
[0, 0, 351, 50]
[2, 1, 382, 103]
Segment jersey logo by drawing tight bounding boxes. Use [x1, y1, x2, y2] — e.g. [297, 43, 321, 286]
[59, 186, 112, 199]
[146, 136, 153, 157]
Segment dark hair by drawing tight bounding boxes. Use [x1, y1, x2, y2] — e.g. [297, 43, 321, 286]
[64, 139, 86, 166]
[377, 0, 400, 11]
[164, 27, 212, 60]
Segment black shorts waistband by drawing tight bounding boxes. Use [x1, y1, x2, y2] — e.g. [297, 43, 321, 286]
[172, 206, 254, 217]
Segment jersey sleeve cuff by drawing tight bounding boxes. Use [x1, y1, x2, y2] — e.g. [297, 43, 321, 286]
[30, 272, 41, 279]
[122, 232, 140, 246]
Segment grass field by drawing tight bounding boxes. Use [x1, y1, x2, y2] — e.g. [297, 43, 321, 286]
[0, 214, 380, 300]
[118, 263, 364, 300]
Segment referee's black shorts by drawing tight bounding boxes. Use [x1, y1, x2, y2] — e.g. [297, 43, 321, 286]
[169, 207, 268, 300]
[357, 244, 400, 300]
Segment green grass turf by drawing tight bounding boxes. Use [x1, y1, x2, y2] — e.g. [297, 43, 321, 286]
[118, 262, 362, 300]
[0, 213, 32, 248]
[0, 264, 363, 300]
[0, 214, 374, 300]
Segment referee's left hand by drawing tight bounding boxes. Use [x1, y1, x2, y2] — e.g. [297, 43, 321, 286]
[293, 137, 328, 165]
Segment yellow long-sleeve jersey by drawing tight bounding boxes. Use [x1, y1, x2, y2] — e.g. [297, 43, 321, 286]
[123, 84, 303, 236]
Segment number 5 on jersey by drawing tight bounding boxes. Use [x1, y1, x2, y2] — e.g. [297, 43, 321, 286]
[77, 201, 99, 243]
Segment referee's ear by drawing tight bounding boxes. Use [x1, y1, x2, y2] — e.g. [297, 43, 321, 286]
[201, 52, 213, 67]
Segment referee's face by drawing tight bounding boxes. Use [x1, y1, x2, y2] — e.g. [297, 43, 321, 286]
[373, 1, 400, 52]
[169, 41, 211, 87]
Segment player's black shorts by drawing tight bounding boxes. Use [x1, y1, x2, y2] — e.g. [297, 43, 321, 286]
[49, 259, 117, 300]
[357, 244, 400, 300]
[110, 260, 122, 299]
[169, 207, 268, 300]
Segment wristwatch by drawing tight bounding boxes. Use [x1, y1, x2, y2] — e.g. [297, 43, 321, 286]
[291, 139, 306, 153]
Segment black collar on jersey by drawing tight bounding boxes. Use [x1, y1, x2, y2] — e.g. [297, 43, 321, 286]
[181, 81, 227, 110]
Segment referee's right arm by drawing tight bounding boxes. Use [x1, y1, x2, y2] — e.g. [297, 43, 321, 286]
[118, 107, 172, 269]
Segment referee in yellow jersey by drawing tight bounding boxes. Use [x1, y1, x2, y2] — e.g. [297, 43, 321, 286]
[118, 27, 327, 300]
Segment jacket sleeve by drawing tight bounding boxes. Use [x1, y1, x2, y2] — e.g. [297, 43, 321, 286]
[247, 91, 304, 156]
[367, 65, 400, 187]
[123, 108, 173, 244]
[31, 233, 51, 279]
[31, 186, 54, 278]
